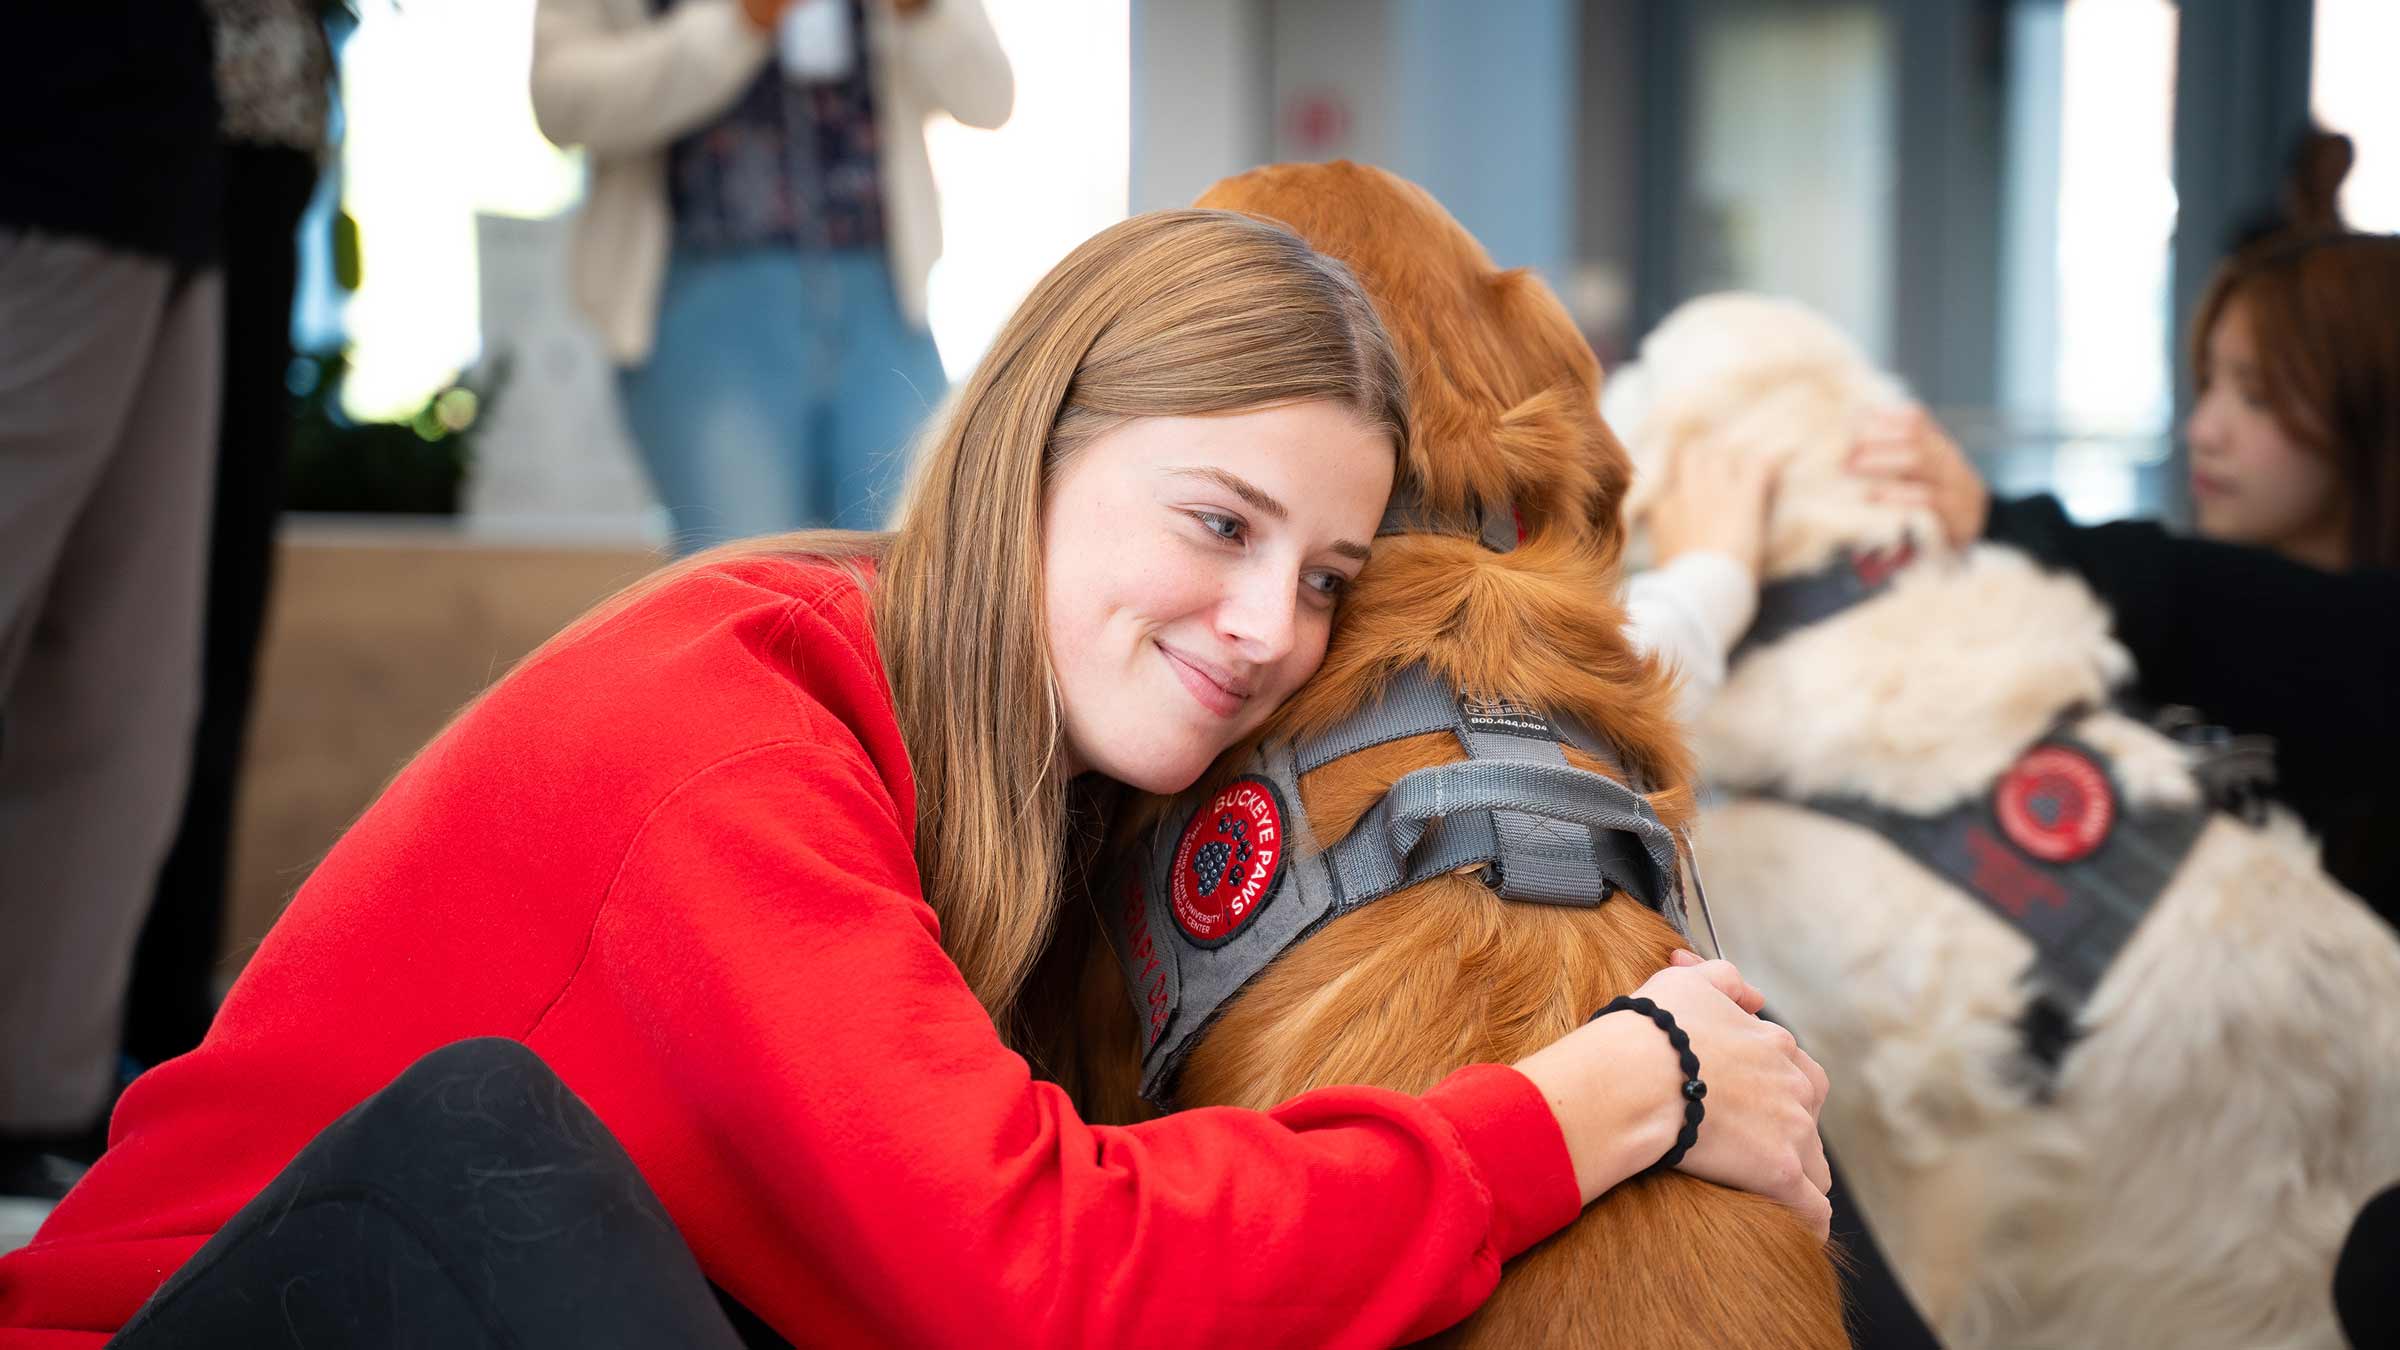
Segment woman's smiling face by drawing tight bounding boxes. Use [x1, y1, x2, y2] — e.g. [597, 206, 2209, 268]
[1042, 400, 1395, 793]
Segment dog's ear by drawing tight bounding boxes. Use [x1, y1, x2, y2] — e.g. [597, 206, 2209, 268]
[1485, 268, 1628, 545]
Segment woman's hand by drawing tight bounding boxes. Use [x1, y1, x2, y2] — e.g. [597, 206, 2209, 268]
[1512, 953, 1832, 1239]
[1848, 405, 1990, 547]
[1644, 442, 1780, 577]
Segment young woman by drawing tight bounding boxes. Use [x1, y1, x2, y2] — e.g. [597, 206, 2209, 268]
[1850, 231, 2399, 925]
[0, 210, 1829, 1348]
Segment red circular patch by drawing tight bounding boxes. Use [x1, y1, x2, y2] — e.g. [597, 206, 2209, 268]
[1168, 775, 1289, 946]
[1994, 745, 2115, 863]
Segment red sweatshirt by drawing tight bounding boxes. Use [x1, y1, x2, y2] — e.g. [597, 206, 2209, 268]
[0, 556, 1579, 1347]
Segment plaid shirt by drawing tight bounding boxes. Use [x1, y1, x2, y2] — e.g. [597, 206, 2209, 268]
[657, 0, 886, 253]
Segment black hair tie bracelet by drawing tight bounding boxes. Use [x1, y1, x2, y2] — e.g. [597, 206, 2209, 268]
[1591, 995, 1706, 1173]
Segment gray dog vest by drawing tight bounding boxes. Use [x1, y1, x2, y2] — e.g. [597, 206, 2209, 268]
[1099, 663, 1695, 1106]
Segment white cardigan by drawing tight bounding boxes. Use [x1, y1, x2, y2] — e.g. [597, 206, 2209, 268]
[530, 0, 1013, 364]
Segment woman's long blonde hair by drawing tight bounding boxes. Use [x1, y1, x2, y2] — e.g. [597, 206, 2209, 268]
[885, 208, 1405, 1035]
[563, 210, 1407, 1040]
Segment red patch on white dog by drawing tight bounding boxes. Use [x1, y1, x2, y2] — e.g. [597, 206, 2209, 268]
[1994, 745, 2115, 864]
[1169, 776, 1288, 946]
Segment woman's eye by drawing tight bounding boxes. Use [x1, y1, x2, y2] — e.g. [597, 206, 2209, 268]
[1304, 571, 1349, 603]
[1190, 511, 1244, 542]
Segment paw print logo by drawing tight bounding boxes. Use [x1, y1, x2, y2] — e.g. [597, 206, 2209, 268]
[1193, 839, 1231, 895]
[1169, 776, 1289, 945]
[1191, 815, 1258, 897]
[1995, 744, 2116, 864]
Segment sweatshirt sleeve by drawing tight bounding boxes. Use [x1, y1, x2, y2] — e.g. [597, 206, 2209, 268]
[527, 739, 1580, 1349]
[1623, 551, 1759, 722]
[529, 0, 773, 156]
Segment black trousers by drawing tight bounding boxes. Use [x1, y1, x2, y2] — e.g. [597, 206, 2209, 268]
[2337, 1180, 2399, 1349]
[122, 142, 321, 1069]
[1827, 1152, 1942, 1350]
[109, 1035, 1935, 1347]
[108, 1038, 785, 1349]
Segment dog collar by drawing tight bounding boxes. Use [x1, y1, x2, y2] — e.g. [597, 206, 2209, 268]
[1377, 485, 1520, 553]
[1734, 542, 1918, 658]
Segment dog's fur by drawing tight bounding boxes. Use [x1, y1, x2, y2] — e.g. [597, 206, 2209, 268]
[1605, 292, 2400, 1348]
[1055, 168, 1847, 1348]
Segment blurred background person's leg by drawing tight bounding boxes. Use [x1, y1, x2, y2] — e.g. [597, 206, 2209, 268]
[0, 247, 223, 1194]
[126, 141, 324, 1073]
[616, 249, 819, 554]
[122, 0, 334, 1074]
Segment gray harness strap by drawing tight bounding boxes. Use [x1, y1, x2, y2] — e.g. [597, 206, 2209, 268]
[1101, 663, 1691, 1105]
[1329, 759, 1680, 921]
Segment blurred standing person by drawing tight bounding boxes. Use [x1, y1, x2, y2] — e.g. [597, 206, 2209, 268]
[0, 3, 226, 1209]
[123, 0, 335, 1073]
[531, 0, 1013, 551]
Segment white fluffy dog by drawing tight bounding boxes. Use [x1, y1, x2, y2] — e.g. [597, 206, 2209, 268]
[1604, 293, 2400, 1349]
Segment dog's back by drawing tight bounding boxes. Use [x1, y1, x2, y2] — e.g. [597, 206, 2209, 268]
[1175, 734, 1845, 1349]
[1055, 735, 1847, 1348]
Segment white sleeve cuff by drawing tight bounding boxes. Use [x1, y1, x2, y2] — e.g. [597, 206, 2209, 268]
[1622, 552, 1759, 723]
[1654, 551, 1759, 657]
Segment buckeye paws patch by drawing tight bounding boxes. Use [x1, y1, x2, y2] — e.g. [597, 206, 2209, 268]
[1168, 775, 1290, 947]
[1994, 744, 2116, 864]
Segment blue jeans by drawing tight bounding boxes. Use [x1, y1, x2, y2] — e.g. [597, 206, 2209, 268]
[616, 247, 945, 552]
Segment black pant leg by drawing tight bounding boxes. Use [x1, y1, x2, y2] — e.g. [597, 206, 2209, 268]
[125, 142, 321, 1068]
[1826, 1149, 1943, 1349]
[109, 1038, 752, 1349]
[2336, 1181, 2400, 1349]
[1754, 1005, 1943, 1348]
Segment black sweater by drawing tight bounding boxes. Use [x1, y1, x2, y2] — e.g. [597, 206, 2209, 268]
[0, 2, 222, 267]
[1986, 495, 2398, 927]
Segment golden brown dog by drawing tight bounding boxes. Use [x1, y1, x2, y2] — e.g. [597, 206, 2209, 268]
[1051, 163, 1847, 1348]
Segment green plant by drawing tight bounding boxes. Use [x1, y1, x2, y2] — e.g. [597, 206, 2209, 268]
[283, 347, 510, 515]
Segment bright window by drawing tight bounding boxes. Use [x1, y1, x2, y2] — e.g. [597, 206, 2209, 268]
[923, 0, 1130, 379]
[2312, 0, 2400, 232]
